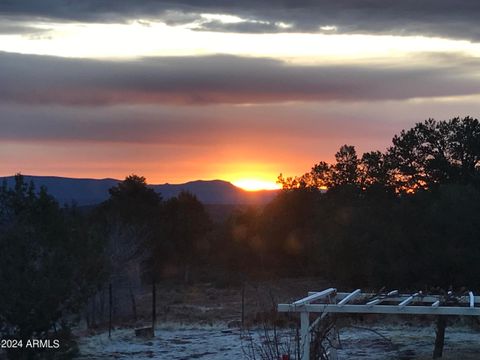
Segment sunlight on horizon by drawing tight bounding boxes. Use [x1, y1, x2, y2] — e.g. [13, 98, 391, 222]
[232, 178, 281, 191]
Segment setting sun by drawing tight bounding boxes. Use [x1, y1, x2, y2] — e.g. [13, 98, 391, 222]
[232, 179, 281, 191]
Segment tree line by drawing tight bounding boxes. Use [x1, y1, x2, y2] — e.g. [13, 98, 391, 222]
[0, 174, 211, 358]
[252, 117, 480, 287]
[278, 116, 480, 193]
[1, 116, 479, 358]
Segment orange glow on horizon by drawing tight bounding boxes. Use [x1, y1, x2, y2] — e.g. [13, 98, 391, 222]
[232, 179, 281, 191]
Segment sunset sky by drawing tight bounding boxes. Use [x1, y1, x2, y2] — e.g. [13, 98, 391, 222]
[1, 1, 480, 190]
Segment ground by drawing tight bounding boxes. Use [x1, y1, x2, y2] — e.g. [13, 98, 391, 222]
[74, 324, 480, 359]
[74, 278, 480, 359]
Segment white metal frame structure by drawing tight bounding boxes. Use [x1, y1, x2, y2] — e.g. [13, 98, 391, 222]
[278, 288, 480, 360]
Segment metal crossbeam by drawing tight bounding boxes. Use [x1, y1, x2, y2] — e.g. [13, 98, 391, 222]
[398, 292, 420, 307]
[278, 303, 480, 316]
[281, 288, 480, 360]
[367, 298, 382, 305]
[338, 289, 361, 306]
[293, 288, 336, 306]
[307, 291, 480, 305]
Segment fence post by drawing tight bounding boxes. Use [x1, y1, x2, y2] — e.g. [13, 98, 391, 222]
[300, 312, 310, 360]
[433, 316, 447, 358]
[92, 293, 96, 327]
[152, 280, 156, 334]
[241, 281, 245, 328]
[109, 283, 112, 338]
[129, 286, 137, 322]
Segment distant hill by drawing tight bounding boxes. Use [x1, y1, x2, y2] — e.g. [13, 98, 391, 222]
[1, 175, 279, 206]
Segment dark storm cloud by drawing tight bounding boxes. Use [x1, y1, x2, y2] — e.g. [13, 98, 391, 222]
[0, 104, 326, 145]
[2, 1, 480, 40]
[0, 105, 218, 144]
[1, 52, 480, 106]
[0, 101, 412, 145]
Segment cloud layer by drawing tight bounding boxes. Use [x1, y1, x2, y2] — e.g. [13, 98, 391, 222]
[2, 2, 480, 184]
[2, 1, 480, 40]
[1, 52, 480, 106]
[2, 95, 480, 183]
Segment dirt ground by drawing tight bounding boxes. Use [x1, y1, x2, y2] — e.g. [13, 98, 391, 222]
[75, 278, 480, 359]
[74, 323, 480, 359]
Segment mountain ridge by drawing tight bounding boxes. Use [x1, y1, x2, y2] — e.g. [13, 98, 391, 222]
[1, 175, 279, 206]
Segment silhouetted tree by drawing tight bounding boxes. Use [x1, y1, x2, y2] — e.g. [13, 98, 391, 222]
[277, 145, 362, 191]
[260, 189, 323, 276]
[97, 174, 164, 328]
[331, 145, 360, 188]
[267, 116, 480, 288]
[0, 175, 106, 358]
[214, 207, 264, 281]
[163, 191, 211, 283]
[387, 117, 480, 192]
[360, 151, 390, 189]
[448, 117, 480, 182]
[105, 174, 161, 226]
